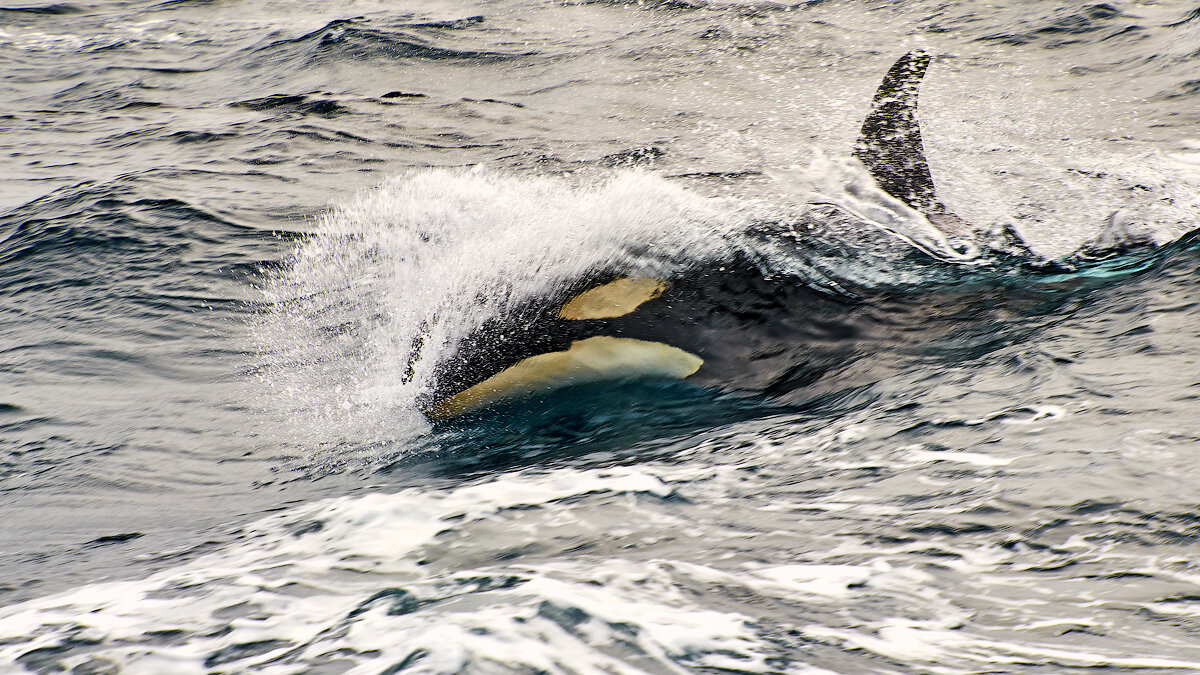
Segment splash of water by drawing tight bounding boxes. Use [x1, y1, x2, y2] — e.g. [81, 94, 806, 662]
[252, 167, 758, 457]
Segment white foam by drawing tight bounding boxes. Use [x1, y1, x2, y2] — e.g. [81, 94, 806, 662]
[0, 466, 780, 674]
[905, 446, 1016, 467]
[804, 619, 1200, 670]
[0, 21, 204, 53]
[7, 420, 1200, 673]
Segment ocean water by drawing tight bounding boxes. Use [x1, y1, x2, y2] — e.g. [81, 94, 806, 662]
[3, 0, 1200, 673]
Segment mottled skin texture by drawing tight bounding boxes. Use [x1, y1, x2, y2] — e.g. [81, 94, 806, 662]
[853, 50, 973, 236]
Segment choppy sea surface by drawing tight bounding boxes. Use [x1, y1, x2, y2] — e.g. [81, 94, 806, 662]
[4, 1, 1200, 673]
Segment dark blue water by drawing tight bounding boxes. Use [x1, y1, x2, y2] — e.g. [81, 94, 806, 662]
[3, 1, 1200, 673]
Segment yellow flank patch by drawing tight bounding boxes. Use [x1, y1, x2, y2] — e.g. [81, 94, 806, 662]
[557, 276, 667, 320]
[425, 336, 703, 420]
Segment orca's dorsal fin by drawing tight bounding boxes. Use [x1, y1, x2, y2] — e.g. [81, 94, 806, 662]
[854, 50, 969, 234]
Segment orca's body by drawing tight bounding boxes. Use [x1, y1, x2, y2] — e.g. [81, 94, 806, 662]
[419, 51, 1028, 419]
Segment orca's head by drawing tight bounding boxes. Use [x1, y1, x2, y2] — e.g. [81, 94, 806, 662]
[421, 274, 702, 420]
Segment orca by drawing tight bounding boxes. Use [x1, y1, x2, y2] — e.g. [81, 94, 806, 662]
[416, 51, 1064, 420]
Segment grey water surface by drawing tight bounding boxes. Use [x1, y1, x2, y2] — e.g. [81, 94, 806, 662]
[3, 0, 1200, 673]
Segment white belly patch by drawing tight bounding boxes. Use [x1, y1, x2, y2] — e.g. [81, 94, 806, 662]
[427, 336, 702, 420]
